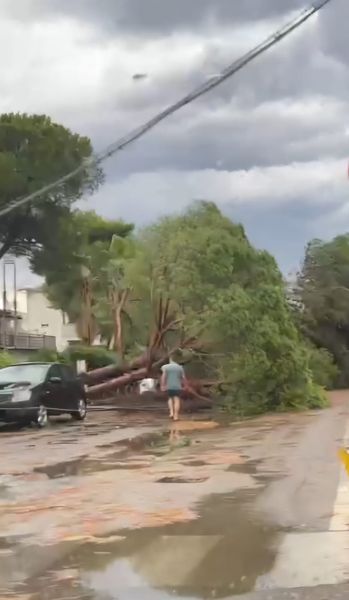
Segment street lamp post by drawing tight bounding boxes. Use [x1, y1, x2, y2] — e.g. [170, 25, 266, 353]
[80, 265, 95, 345]
[2, 259, 17, 350]
[41, 324, 49, 348]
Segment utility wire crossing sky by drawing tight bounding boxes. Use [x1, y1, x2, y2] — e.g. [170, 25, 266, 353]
[0, 0, 334, 220]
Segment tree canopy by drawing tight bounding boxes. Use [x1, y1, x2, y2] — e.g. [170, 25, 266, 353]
[122, 202, 326, 414]
[0, 113, 103, 259]
[297, 235, 349, 387]
[31, 210, 134, 328]
[32, 197, 329, 415]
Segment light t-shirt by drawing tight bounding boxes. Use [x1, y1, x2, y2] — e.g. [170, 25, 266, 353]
[161, 362, 184, 391]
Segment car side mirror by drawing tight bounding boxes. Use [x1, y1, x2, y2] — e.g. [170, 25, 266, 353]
[49, 377, 62, 384]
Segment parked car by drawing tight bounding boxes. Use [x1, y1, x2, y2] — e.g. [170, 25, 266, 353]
[0, 362, 87, 428]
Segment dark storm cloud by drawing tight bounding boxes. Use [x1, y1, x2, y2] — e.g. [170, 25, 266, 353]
[8, 0, 345, 75]
[88, 96, 346, 178]
[77, 14, 349, 178]
[18, 0, 306, 34]
[57, 0, 346, 180]
[1, 0, 346, 280]
[319, 0, 349, 63]
[106, 22, 349, 120]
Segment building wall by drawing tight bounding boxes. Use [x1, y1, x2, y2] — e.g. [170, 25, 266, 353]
[6, 349, 39, 362]
[19, 289, 79, 352]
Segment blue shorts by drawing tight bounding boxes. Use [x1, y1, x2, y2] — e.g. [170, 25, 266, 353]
[167, 389, 182, 399]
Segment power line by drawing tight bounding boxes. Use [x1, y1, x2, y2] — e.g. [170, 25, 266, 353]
[0, 0, 334, 219]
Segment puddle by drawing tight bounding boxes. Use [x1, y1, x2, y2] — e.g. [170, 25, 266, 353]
[156, 476, 209, 484]
[13, 489, 282, 599]
[34, 457, 150, 479]
[98, 424, 214, 456]
[0, 484, 11, 500]
[100, 432, 191, 461]
[35, 457, 89, 479]
[98, 431, 171, 453]
[33, 431, 181, 480]
[227, 460, 262, 475]
[0, 537, 18, 551]
[33, 430, 257, 482]
[182, 460, 208, 467]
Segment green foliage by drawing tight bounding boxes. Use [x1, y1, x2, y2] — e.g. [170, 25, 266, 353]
[33, 346, 119, 370]
[306, 345, 339, 390]
[0, 113, 103, 259]
[297, 235, 349, 387]
[34, 349, 66, 364]
[30, 195, 329, 416]
[0, 352, 14, 368]
[31, 210, 134, 322]
[62, 346, 120, 370]
[90, 235, 137, 354]
[205, 283, 327, 416]
[125, 201, 325, 415]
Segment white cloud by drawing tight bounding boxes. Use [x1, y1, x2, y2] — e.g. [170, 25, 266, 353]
[0, 11, 270, 122]
[0, 0, 348, 278]
[0, 16, 119, 117]
[88, 158, 348, 222]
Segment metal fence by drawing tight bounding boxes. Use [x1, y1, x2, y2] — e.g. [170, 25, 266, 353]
[0, 333, 56, 351]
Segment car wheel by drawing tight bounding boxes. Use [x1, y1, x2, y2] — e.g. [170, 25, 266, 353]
[34, 405, 48, 428]
[72, 398, 87, 421]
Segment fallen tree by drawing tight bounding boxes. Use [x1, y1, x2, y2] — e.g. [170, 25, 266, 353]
[87, 369, 213, 401]
[65, 202, 329, 415]
[85, 296, 183, 383]
[85, 293, 206, 403]
[84, 354, 147, 385]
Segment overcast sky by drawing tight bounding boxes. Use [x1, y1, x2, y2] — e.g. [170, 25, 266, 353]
[0, 0, 348, 286]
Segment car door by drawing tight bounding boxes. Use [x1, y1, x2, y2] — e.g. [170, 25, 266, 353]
[44, 364, 65, 413]
[60, 365, 77, 413]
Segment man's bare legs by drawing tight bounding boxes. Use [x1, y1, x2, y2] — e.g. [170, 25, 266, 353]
[173, 396, 181, 421]
[168, 398, 174, 419]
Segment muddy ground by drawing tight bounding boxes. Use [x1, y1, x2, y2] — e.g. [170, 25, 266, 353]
[1, 392, 349, 599]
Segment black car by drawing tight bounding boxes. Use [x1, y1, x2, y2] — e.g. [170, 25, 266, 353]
[0, 362, 87, 428]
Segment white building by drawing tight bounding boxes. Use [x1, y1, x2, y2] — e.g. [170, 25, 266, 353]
[1, 287, 80, 352]
[18, 287, 79, 352]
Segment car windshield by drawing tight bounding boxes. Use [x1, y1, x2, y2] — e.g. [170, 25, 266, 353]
[0, 364, 49, 386]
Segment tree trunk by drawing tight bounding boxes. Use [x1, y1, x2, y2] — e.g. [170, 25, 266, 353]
[115, 304, 123, 357]
[84, 352, 149, 384]
[108, 288, 130, 359]
[77, 276, 98, 345]
[87, 367, 213, 403]
[87, 367, 148, 397]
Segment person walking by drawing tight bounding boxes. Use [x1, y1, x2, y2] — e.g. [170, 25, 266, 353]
[160, 354, 187, 421]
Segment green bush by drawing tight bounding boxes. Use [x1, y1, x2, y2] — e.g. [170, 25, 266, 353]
[208, 284, 328, 417]
[306, 344, 339, 390]
[34, 345, 120, 370]
[34, 349, 65, 363]
[0, 352, 14, 368]
[62, 345, 120, 370]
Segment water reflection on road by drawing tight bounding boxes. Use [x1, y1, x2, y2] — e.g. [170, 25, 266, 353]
[8, 489, 281, 599]
[0, 401, 348, 599]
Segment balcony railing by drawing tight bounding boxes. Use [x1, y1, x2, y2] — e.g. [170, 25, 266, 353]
[0, 333, 56, 351]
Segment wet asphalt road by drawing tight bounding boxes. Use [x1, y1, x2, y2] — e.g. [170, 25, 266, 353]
[1, 393, 349, 599]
